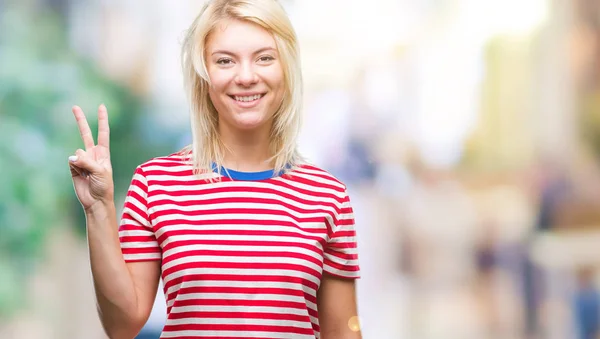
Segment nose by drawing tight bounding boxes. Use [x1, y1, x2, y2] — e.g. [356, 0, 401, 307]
[235, 61, 259, 87]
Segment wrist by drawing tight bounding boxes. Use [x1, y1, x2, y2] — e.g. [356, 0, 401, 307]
[85, 199, 116, 220]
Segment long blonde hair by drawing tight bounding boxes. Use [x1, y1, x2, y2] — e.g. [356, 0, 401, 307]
[180, 0, 304, 176]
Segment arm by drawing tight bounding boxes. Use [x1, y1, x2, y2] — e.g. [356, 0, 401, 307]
[317, 273, 362, 339]
[69, 105, 160, 339]
[318, 185, 361, 338]
[86, 202, 161, 339]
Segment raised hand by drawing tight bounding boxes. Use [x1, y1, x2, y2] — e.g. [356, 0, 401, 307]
[69, 104, 114, 210]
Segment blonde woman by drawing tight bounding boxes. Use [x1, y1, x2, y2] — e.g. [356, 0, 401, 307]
[69, 0, 361, 338]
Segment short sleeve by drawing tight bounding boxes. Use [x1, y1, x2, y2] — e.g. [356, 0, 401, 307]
[118, 166, 161, 262]
[323, 188, 360, 279]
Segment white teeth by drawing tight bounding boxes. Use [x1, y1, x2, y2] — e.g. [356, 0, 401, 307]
[234, 94, 262, 102]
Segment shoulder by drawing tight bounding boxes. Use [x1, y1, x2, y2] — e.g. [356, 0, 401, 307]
[286, 163, 349, 195]
[128, 152, 196, 192]
[136, 152, 192, 173]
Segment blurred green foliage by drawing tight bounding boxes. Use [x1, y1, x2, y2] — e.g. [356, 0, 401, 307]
[0, 5, 176, 319]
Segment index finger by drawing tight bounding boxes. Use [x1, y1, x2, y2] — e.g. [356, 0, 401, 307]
[97, 104, 110, 148]
[72, 105, 95, 150]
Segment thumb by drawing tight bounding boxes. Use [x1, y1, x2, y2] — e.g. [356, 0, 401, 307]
[69, 149, 103, 174]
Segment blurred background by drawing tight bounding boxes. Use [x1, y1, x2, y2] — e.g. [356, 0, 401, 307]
[2, 0, 600, 338]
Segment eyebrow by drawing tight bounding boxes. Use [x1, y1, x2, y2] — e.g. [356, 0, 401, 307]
[211, 47, 277, 56]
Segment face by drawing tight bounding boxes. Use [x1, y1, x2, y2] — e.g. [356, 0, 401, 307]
[206, 19, 285, 133]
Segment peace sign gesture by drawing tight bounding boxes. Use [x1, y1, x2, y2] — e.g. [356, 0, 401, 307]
[69, 104, 115, 210]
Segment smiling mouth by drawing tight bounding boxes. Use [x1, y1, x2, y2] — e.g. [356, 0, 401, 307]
[228, 93, 266, 103]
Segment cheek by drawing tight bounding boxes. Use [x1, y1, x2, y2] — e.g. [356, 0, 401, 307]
[208, 88, 223, 109]
[264, 69, 285, 94]
[207, 69, 231, 96]
[207, 80, 230, 107]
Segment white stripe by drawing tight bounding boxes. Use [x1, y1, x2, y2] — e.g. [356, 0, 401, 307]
[283, 171, 345, 190]
[339, 211, 354, 220]
[145, 170, 218, 182]
[150, 188, 342, 208]
[165, 280, 317, 298]
[148, 180, 346, 201]
[121, 242, 159, 249]
[120, 209, 149, 228]
[292, 167, 334, 177]
[147, 156, 187, 163]
[127, 180, 148, 199]
[119, 229, 153, 237]
[329, 236, 357, 244]
[325, 255, 359, 267]
[121, 196, 150, 227]
[322, 264, 359, 278]
[157, 222, 327, 238]
[144, 164, 191, 172]
[325, 247, 358, 258]
[147, 173, 219, 183]
[163, 268, 321, 287]
[162, 254, 323, 273]
[151, 191, 340, 215]
[152, 202, 337, 220]
[162, 243, 324, 262]
[167, 294, 307, 309]
[306, 300, 317, 313]
[123, 253, 161, 261]
[165, 316, 313, 329]
[153, 213, 328, 228]
[160, 330, 315, 338]
[341, 198, 352, 207]
[163, 234, 322, 246]
[270, 178, 346, 199]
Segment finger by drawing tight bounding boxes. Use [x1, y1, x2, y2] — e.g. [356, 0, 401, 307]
[72, 106, 95, 150]
[69, 149, 102, 174]
[69, 162, 89, 178]
[97, 104, 110, 148]
[70, 163, 82, 178]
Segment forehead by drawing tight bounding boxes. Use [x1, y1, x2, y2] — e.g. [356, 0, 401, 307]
[206, 19, 276, 53]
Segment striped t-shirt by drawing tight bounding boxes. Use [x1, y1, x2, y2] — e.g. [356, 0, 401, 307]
[118, 153, 360, 339]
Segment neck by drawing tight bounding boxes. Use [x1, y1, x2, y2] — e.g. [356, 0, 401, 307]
[218, 123, 273, 172]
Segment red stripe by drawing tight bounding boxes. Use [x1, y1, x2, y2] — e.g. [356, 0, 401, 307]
[164, 337, 275, 339]
[123, 200, 147, 220]
[323, 258, 360, 273]
[175, 286, 306, 298]
[157, 229, 325, 246]
[122, 247, 161, 255]
[170, 301, 307, 313]
[162, 262, 321, 281]
[151, 196, 341, 217]
[150, 183, 346, 203]
[161, 239, 324, 256]
[162, 249, 323, 267]
[163, 274, 319, 295]
[119, 219, 147, 228]
[155, 218, 329, 237]
[119, 235, 156, 243]
[152, 207, 339, 226]
[327, 241, 358, 250]
[161, 323, 314, 335]
[270, 175, 344, 193]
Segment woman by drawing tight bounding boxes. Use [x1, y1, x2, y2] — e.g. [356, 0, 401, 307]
[68, 0, 361, 338]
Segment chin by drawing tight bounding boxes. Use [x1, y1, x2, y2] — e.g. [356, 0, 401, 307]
[231, 114, 270, 131]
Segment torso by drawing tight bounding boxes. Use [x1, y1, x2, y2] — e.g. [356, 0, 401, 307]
[120, 154, 358, 338]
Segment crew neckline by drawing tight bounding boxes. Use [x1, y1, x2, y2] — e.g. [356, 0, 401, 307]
[211, 163, 276, 181]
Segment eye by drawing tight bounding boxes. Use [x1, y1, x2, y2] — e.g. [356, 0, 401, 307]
[258, 55, 275, 63]
[216, 58, 233, 65]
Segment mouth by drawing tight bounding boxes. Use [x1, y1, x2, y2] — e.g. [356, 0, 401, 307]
[228, 93, 266, 104]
